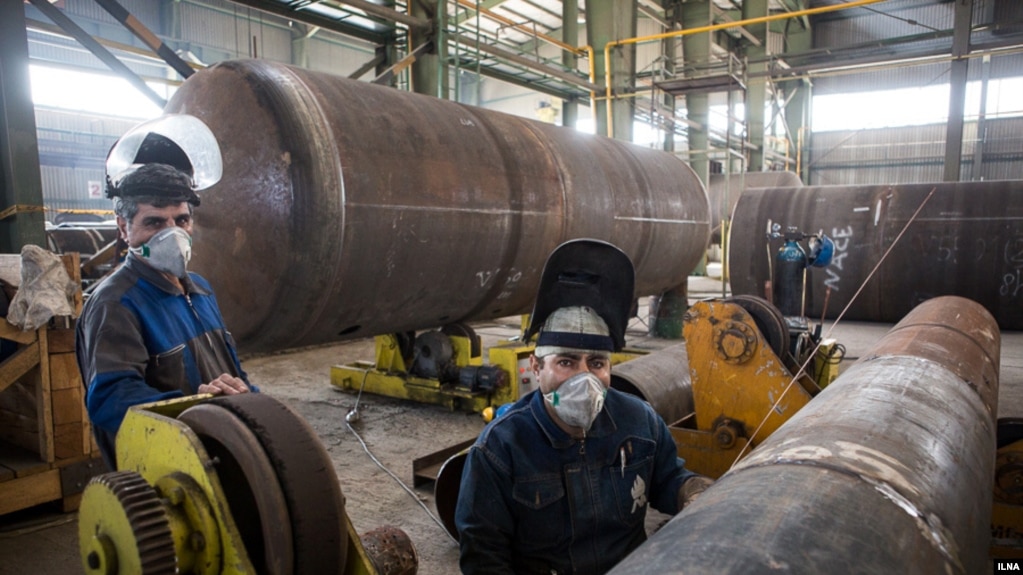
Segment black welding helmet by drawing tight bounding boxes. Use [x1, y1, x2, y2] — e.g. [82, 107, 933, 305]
[524, 239, 635, 352]
[105, 113, 222, 205]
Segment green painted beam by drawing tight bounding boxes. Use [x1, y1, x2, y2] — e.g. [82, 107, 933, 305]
[0, 0, 46, 252]
[455, 0, 510, 25]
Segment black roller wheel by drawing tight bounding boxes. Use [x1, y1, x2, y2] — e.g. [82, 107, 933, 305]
[178, 404, 293, 574]
[181, 394, 348, 575]
[434, 451, 468, 542]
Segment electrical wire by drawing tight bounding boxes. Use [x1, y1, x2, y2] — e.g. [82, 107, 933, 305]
[0, 515, 75, 539]
[345, 419, 458, 545]
[343, 345, 457, 545]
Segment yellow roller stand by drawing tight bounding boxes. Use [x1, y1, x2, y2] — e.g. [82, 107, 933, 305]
[671, 299, 819, 478]
[79, 395, 383, 575]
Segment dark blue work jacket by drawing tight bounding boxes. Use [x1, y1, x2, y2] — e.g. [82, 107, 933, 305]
[76, 252, 254, 468]
[455, 388, 695, 574]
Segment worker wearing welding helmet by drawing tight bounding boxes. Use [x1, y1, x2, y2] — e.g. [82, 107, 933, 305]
[76, 114, 255, 470]
[455, 239, 713, 574]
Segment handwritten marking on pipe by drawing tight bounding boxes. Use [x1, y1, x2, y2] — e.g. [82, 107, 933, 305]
[823, 225, 853, 292]
[1002, 269, 1022, 298]
[496, 269, 523, 299]
[476, 268, 497, 286]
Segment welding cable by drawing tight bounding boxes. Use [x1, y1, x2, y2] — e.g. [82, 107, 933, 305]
[345, 419, 459, 544]
[813, 342, 847, 382]
[730, 186, 938, 470]
[0, 514, 76, 538]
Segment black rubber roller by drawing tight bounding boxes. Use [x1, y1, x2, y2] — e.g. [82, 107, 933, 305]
[198, 393, 348, 574]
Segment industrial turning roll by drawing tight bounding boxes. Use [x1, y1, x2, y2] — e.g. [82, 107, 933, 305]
[164, 59, 711, 354]
[608, 295, 1000, 575]
[78, 393, 417, 575]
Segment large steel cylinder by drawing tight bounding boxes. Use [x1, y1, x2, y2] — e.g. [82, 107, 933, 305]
[609, 295, 1000, 575]
[164, 60, 710, 354]
[707, 171, 802, 243]
[728, 181, 1023, 329]
[610, 343, 693, 425]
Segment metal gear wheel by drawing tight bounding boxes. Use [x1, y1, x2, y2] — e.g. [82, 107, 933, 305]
[79, 470, 176, 575]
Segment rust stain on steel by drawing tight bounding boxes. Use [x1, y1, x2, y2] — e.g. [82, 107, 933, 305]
[729, 181, 1023, 330]
[165, 59, 710, 354]
[608, 296, 999, 575]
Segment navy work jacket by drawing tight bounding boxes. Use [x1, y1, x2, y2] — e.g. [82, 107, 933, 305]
[455, 388, 695, 574]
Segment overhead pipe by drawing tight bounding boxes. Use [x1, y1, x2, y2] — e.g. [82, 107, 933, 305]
[166, 59, 710, 354]
[471, 41, 602, 93]
[600, 0, 888, 138]
[335, 0, 431, 31]
[26, 0, 167, 107]
[609, 295, 1000, 575]
[454, 0, 583, 56]
[93, 0, 196, 79]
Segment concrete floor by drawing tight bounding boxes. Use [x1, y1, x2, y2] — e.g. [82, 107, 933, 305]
[1, 276, 1021, 574]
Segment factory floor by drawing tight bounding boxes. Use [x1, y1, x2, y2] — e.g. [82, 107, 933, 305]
[1, 276, 1021, 575]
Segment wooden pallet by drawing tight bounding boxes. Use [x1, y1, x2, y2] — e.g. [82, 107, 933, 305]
[0, 252, 104, 516]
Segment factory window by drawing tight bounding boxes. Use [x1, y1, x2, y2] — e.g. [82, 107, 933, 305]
[811, 76, 1023, 132]
[29, 64, 171, 119]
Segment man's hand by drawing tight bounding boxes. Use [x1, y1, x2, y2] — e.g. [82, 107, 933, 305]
[197, 374, 250, 396]
[678, 474, 715, 510]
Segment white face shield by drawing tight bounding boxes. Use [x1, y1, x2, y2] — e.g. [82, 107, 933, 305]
[106, 114, 223, 191]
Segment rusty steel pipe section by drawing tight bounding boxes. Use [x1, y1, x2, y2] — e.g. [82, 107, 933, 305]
[610, 343, 693, 426]
[609, 295, 1000, 575]
[728, 181, 1023, 329]
[164, 60, 710, 354]
[359, 525, 419, 575]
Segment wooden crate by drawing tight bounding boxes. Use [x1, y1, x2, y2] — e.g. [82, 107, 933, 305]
[0, 252, 104, 516]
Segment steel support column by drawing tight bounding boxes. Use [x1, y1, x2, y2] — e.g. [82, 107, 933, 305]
[782, 17, 812, 183]
[0, 0, 46, 252]
[561, 0, 579, 128]
[943, 0, 973, 182]
[659, 2, 679, 153]
[588, 1, 637, 140]
[743, 0, 768, 172]
[681, 0, 711, 185]
[410, 0, 446, 98]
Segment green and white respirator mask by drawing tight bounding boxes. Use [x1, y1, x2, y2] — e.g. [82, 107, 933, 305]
[131, 227, 192, 278]
[544, 371, 607, 432]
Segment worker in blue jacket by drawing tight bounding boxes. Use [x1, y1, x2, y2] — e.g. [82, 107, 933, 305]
[455, 239, 713, 574]
[76, 114, 256, 469]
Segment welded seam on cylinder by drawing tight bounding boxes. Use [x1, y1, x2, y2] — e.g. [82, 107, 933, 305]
[875, 321, 1000, 382]
[343, 202, 549, 216]
[853, 355, 997, 420]
[731, 459, 966, 573]
[613, 216, 707, 224]
[913, 216, 1023, 222]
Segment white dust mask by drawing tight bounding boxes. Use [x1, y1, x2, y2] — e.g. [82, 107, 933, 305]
[131, 226, 192, 278]
[544, 371, 607, 432]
